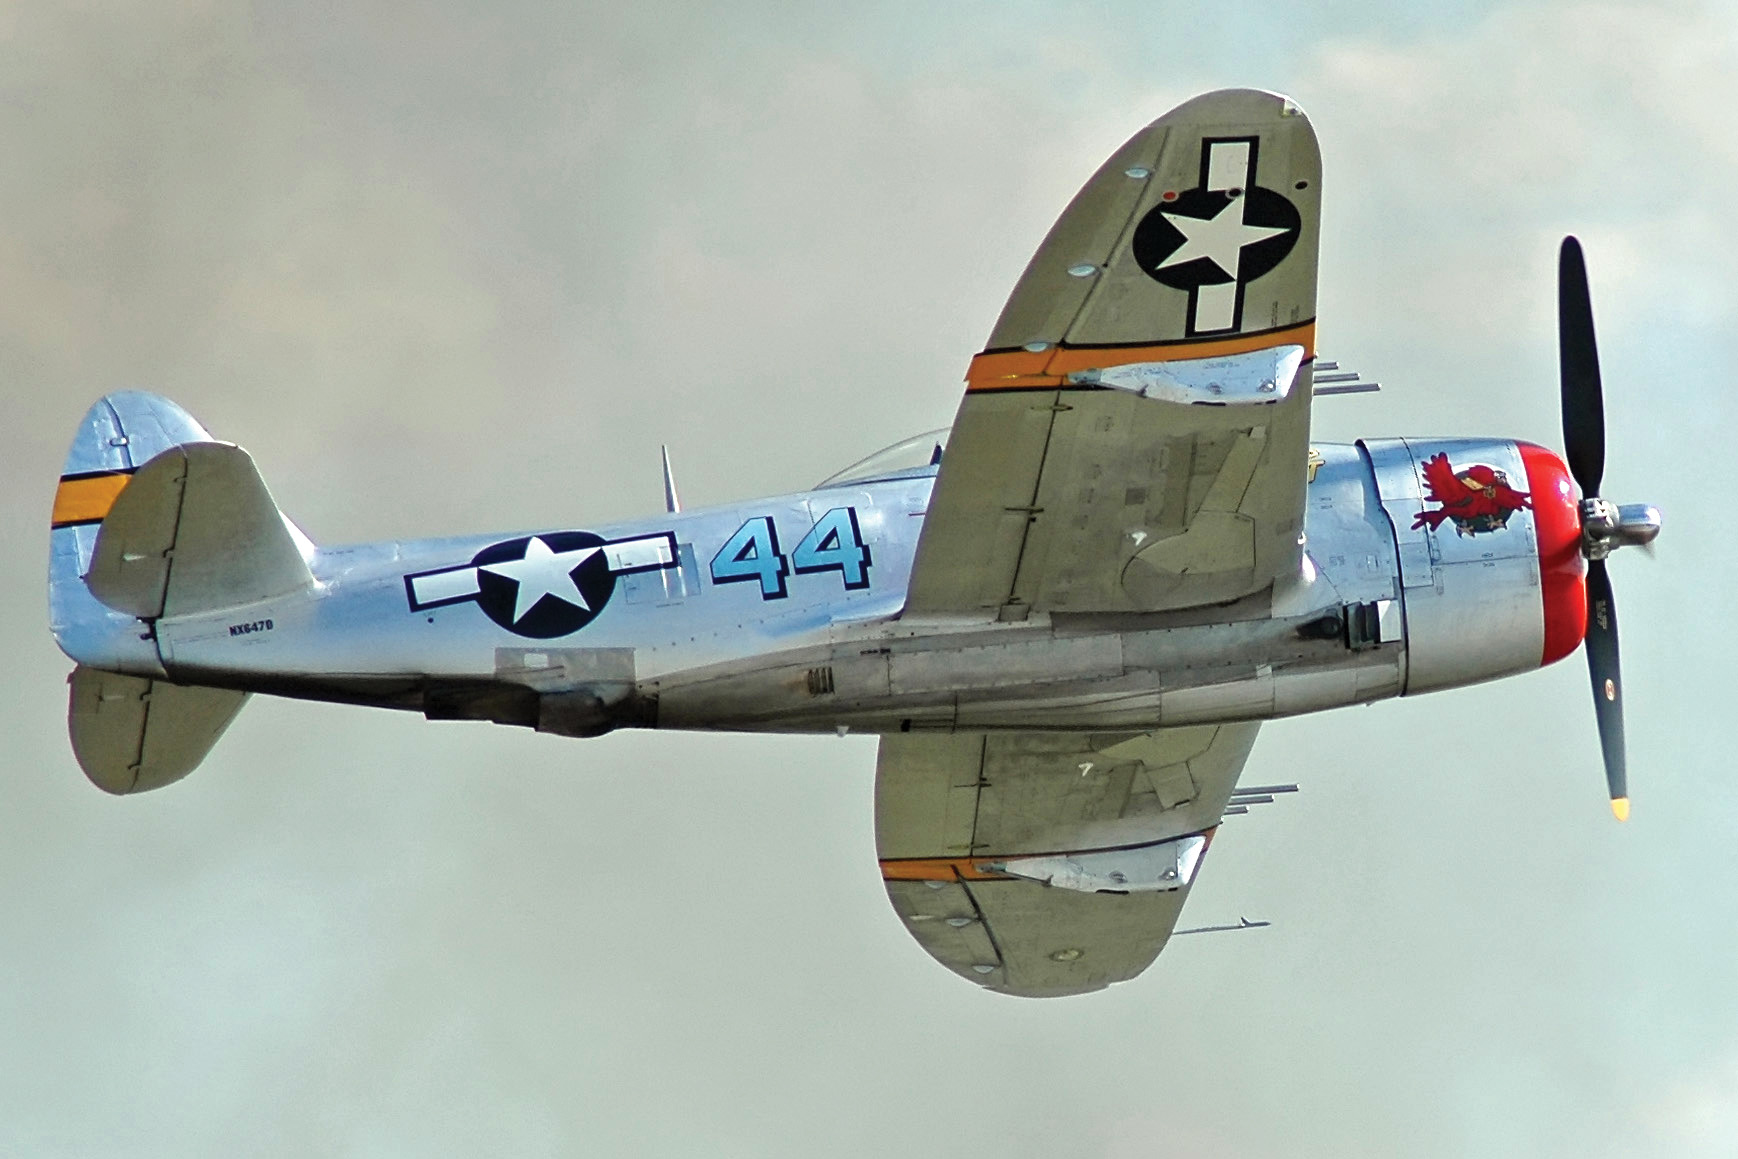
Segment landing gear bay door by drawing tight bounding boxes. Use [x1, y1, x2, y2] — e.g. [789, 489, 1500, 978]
[908, 88, 1321, 618]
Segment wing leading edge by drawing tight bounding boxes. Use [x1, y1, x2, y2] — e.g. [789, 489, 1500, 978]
[907, 89, 1321, 619]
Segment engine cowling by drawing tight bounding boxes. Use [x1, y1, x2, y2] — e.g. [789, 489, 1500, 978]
[1362, 437, 1587, 695]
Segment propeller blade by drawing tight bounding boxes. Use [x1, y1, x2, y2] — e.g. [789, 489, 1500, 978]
[1584, 557, 1627, 819]
[1558, 236, 1606, 497]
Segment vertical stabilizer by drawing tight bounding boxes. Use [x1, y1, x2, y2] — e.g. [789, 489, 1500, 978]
[49, 393, 216, 674]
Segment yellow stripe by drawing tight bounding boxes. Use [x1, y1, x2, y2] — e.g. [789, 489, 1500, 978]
[51, 472, 133, 528]
[965, 321, 1317, 391]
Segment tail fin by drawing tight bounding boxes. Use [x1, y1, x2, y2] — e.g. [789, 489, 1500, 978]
[50, 392, 312, 793]
[49, 392, 215, 665]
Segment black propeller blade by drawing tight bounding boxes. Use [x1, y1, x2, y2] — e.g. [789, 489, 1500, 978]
[1557, 236, 1628, 820]
[1559, 236, 1606, 497]
[1584, 558, 1627, 818]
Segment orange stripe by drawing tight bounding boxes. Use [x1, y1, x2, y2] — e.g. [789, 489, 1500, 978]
[965, 321, 1317, 391]
[883, 828, 1223, 883]
[51, 472, 133, 528]
[879, 857, 1008, 882]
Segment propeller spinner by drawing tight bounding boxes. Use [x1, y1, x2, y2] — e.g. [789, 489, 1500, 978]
[1556, 236, 1661, 820]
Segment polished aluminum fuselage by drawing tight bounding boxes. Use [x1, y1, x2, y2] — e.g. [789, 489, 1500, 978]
[57, 438, 1556, 738]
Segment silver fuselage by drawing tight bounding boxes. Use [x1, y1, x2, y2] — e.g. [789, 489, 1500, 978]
[53, 437, 1556, 738]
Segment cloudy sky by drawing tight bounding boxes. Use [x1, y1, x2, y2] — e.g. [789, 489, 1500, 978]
[3, 1, 1735, 1155]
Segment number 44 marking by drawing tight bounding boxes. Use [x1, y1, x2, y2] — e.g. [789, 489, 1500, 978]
[710, 507, 871, 600]
[792, 507, 872, 591]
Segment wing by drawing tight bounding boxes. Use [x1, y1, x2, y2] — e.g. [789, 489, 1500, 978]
[908, 89, 1321, 617]
[875, 723, 1259, 997]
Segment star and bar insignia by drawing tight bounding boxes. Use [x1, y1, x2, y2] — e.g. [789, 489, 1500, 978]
[405, 530, 678, 638]
[1131, 136, 1302, 336]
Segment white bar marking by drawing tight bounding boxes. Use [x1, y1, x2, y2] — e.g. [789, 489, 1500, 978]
[411, 567, 479, 605]
[1193, 282, 1238, 332]
[1205, 140, 1251, 191]
[605, 535, 675, 572]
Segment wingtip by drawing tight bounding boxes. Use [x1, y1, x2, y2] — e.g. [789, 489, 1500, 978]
[1611, 797, 1630, 822]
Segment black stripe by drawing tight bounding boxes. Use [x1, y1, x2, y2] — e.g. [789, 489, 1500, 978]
[58, 467, 138, 484]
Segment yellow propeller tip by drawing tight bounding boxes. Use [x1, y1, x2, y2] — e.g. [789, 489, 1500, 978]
[1611, 797, 1630, 822]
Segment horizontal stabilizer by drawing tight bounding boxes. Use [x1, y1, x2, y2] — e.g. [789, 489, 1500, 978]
[86, 442, 314, 619]
[68, 666, 248, 794]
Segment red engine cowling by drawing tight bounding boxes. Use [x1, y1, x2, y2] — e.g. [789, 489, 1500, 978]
[1516, 441, 1588, 666]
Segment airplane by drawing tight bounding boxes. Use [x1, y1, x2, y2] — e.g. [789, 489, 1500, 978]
[46, 89, 1661, 997]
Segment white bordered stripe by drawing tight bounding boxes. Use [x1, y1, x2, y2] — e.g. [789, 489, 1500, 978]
[1204, 139, 1251, 192]
[409, 567, 480, 608]
[605, 533, 676, 573]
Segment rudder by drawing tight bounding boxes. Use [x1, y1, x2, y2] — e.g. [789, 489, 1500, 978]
[49, 392, 216, 670]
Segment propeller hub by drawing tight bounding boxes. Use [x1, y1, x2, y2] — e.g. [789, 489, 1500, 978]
[1579, 497, 1661, 560]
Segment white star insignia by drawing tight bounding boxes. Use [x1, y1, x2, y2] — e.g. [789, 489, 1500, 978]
[1157, 196, 1290, 281]
[480, 536, 600, 623]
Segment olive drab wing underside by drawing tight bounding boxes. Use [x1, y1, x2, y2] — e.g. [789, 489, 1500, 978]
[876, 723, 1259, 996]
[907, 89, 1321, 618]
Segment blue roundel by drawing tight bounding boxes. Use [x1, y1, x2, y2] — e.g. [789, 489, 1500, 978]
[471, 531, 616, 638]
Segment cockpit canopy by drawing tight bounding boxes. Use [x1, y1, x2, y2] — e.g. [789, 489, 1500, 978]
[816, 428, 949, 489]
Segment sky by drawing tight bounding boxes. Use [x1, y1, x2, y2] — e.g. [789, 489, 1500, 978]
[2, 1, 1735, 1155]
